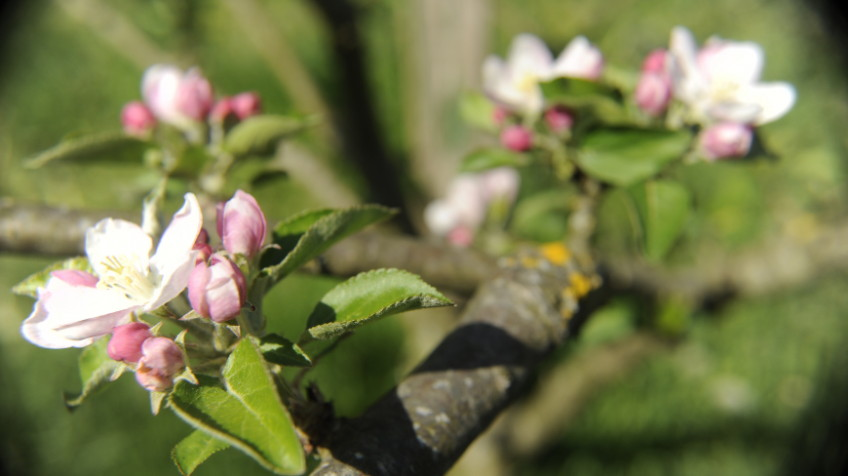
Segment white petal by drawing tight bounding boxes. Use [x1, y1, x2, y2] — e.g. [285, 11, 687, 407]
[699, 41, 764, 85]
[86, 219, 152, 277]
[150, 193, 203, 277]
[552, 36, 603, 80]
[21, 298, 93, 349]
[508, 34, 554, 79]
[146, 253, 197, 311]
[424, 200, 459, 236]
[741, 82, 796, 125]
[669, 26, 704, 102]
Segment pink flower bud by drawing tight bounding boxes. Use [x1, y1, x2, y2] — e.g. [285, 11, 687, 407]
[142, 65, 214, 128]
[635, 72, 673, 116]
[209, 97, 235, 123]
[500, 125, 533, 152]
[642, 49, 669, 74]
[217, 190, 267, 258]
[107, 322, 152, 363]
[699, 122, 753, 160]
[135, 337, 184, 392]
[447, 225, 475, 247]
[188, 254, 247, 322]
[121, 101, 156, 137]
[492, 105, 509, 127]
[192, 228, 213, 263]
[231, 92, 262, 120]
[544, 106, 575, 134]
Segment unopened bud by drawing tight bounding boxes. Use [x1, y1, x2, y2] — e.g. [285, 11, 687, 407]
[699, 122, 753, 160]
[135, 337, 184, 392]
[121, 101, 156, 137]
[217, 190, 267, 258]
[231, 92, 262, 120]
[544, 106, 574, 134]
[500, 125, 533, 152]
[107, 322, 152, 363]
[142, 65, 214, 129]
[188, 254, 247, 322]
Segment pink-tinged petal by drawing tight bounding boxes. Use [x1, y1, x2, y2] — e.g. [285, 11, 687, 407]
[51, 269, 98, 287]
[188, 254, 246, 322]
[55, 309, 134, 341]
[219, 190, 267, 258]
[86, 219, 152, 278]
[231, 92, 262, 119]
[41, 278, 138, 328]
[150, 193, 203, 278]
[20, 294, 93, 349]
[509, 34, 554, 78]
[552, 36, 604, 80]
[481, 167, 520, 204]
[187, 260, 212, 317]
[142, 65, 182, 124]
[699, 122, 753, 160]
[140, 337, 185, 375]
[669, 26, 704, 102]
[741, 82, 797, 125]
[500, 125, 534, 151]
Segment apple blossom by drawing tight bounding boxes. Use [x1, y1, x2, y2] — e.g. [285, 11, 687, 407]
[121, 101, 156, 136]
[500, 125, 534, 151]
[134, 337, 185, 392]
[217, 190, 267, 259]
[544, 106, 575, 134]
[20, 194, 203, 349]
[483, 34, 604, 115]
[231, 92, 262, 119]
[142, 65, 214, 130]
[668, 26, 796, 125]
[698, 122, 753, 160]
[188, 253, 247, 322]
[107, 322, 153, 363]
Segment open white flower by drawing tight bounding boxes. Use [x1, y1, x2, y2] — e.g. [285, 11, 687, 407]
[483, 34, 604, 115]
[21, 194, 202, 349]
[669, 26, 795, 125]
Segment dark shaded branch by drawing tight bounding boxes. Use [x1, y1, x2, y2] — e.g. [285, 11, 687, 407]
[310, 257, 589, 475]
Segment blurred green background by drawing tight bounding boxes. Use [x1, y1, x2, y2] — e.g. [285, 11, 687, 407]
[2, 0, 848, 475]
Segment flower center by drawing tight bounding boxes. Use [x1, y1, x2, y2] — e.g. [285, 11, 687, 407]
[516, 72, 539, 93]
[97, 255, 157, 301]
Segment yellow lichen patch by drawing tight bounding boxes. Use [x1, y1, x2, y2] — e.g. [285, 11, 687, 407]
[568, 272, 594, 298]
[520, 256, 540, 269]
[540, 242, 571, 266]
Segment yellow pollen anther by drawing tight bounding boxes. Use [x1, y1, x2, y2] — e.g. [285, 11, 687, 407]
[568, 272, 593, 298]
[540, 242, 571, 266]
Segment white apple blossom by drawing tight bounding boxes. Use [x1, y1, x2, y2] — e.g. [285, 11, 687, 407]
[483, 34, 603, 114]
[21, 194, 203, 349]
[142, 65, 214, 130]
[668, 26, 795, 125]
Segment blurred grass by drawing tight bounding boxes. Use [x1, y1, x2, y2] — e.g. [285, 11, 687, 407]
[2, 0, 848, 475]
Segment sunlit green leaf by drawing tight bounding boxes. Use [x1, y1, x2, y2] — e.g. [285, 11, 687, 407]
[224, 114, 316, 157]
[628, 180, 691, 261]
[260, 334, 312, 367]
[64, 336, 125, 409]
[306, 268, 452, 341]
[460, 147, 527, 173]
[168, 339, 304, 475]
[171, 430, 230, 476]
[11, 257, 92, 298]
[576, 128, 691, 186]
[23, 131, 149, 168]
[540, 78, 627, 123]
[459, 91, 498, 132]
[261, 205, 395, 281]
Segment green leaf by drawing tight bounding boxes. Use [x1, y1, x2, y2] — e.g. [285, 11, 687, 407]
[168, 339, 305, 475]
[12, 257, 92, 298]
[459, 91, 498, 132]
[64, 336, 125, 409]
[260, 334, 312, 367]
[539, 78, 627, 123]
[460, 147, 527, 173]
[224, 114, 316, 157]
[172, 430, 230, 476]
[24, 131, 149, 168]
[628, 180, 692, 261]
[576, 128, 691, 186]
[306, 268, 453, 341]
[510, 188, 575, 242]
[261, 205, 396, 281]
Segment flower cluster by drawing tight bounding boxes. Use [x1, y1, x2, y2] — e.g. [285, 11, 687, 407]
[121, 65, 261, 139]
[637, 26, 796, 160]
[20, 190, 267, 391]
[424, 167, 520, 246]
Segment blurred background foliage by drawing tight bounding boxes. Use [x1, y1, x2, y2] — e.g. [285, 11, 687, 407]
[1, 0, 848, 475]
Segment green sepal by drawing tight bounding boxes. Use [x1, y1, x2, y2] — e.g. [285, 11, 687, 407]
[460, 147, 527, 173]
[23, 131, 149, 168]
[12, 257, 93, 298]
[576, 128, 691, 186]
[305, 268, 453, 341]
[64, 336, 126, 409]
[260, 205, 396, 282]
[224, 114, 317, 157]
[458, 91, 498, 132]
[171, 430, 230, 476]
[168, 339, 305, 475]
